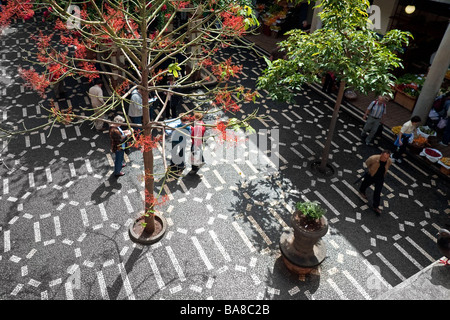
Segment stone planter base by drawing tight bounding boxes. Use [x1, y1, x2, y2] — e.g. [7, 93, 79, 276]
[281, 256, 319, 276]
[128, 213, 167, 245]
[279, 228, 327, 275]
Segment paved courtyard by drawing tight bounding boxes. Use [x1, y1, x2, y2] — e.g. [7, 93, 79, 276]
[0, 17, 449, 303]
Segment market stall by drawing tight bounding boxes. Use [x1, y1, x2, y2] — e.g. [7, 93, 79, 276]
[255, 1, 311, 38]
[393, 73, 425, 112]
[391, 125, 449, 176]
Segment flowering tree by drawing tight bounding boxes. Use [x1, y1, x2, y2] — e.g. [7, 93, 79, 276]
[0, 0, 260, 242]
[257, 0, 411, 174]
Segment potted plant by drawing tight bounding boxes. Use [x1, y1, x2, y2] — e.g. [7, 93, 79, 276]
[279, 201, 328, 275]
[393, 74, 425, 111]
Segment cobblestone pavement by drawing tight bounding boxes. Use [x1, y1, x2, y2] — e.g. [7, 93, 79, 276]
[1, 17, 449, 301]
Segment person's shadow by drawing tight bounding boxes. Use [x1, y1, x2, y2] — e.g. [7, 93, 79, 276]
[164, 170, 202, 193]
[182, 171, 203, 190]
[90, 174, 123, 204]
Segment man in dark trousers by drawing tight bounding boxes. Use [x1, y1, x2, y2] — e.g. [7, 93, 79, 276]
[361, 95, 386, 146]
[358, 150, 392, 216]
[166, 75, 182, 119]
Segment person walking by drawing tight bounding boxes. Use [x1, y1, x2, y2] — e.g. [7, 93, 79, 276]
[322, 71, 335, 94]
[49, 64, 65, 99]
[109, 115, 132, 177]
[361, 95, 386, 146]
[439, 105, 450, 146]
[358, 150, 393, 216]
[128, 88, 144, 135]
[391, 115, 421, 163]
[169, 115, 191, 174]
[88, 78, 106, 131]
[190, 112, 206, 175]
[166, 76, 182, 119]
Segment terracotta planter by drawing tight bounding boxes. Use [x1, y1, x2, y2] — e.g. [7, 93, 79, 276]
[279, 211, 328, 275]
[394, 90, 417, 112]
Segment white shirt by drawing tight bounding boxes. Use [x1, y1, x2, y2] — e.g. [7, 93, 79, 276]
[400, 120, 416, 134]
[88, 85, 104, 107]
[128, 89, 143, 117]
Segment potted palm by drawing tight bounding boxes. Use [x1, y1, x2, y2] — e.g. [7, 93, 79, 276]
[279, 201, 328, 275]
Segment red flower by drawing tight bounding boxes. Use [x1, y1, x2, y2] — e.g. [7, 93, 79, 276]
[172, 1, 190, 9]
[54, 19, 67, 31]
[200, 58, 214, 68]
[144, 191, 169, 209]
[220, 11, 246, 37]
[77, 61, 99, 82]
[43, 7, 53, 19]
[133, 134, 162, 153]
[18, 67, 50, 97]
[0, 0, 35, 28]
[211, 58, 242, 81]
[115, 79, 130, 95]
[31, 30, 53, 52]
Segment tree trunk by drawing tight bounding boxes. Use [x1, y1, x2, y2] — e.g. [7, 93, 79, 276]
[140, 1, 155, 234]
[319, 80, 346, 172]
[143, 119, 155, 234]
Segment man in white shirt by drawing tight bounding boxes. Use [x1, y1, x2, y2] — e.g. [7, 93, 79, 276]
[128, 88, 143, 129]
[88, 79, 106, 131]
[391, 115, 421, 163]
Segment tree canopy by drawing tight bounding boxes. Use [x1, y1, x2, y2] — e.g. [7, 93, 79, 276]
[0, 0, 261, 239]
[257, 0, 412, 173]
[257, 0, 412, 102]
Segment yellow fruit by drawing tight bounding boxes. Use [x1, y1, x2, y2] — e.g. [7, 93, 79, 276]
[441, 157, 450, 166]
[391, 126, 402, 135]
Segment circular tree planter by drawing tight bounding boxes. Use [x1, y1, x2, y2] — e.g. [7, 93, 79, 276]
[279, 211, 328, 275]
[310, 160, 335, 177]
[128, 213, 167, 245]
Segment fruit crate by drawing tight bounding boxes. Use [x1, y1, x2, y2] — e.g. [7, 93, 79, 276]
[440, 166, 450, 175]
[438, 159, 450, 175]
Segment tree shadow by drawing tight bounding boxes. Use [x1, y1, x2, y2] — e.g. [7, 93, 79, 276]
[225, 170, 327, 297]
[267, 256, 321, 300]
[228, 171, 300, 253]
[107, 246, 144, 300]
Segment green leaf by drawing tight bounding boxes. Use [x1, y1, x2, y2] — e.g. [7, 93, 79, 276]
[263, 56, 272, 67]
[168, 63, 182, 78]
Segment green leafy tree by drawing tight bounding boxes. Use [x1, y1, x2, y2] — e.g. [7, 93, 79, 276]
[257, 0, 411, 173]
